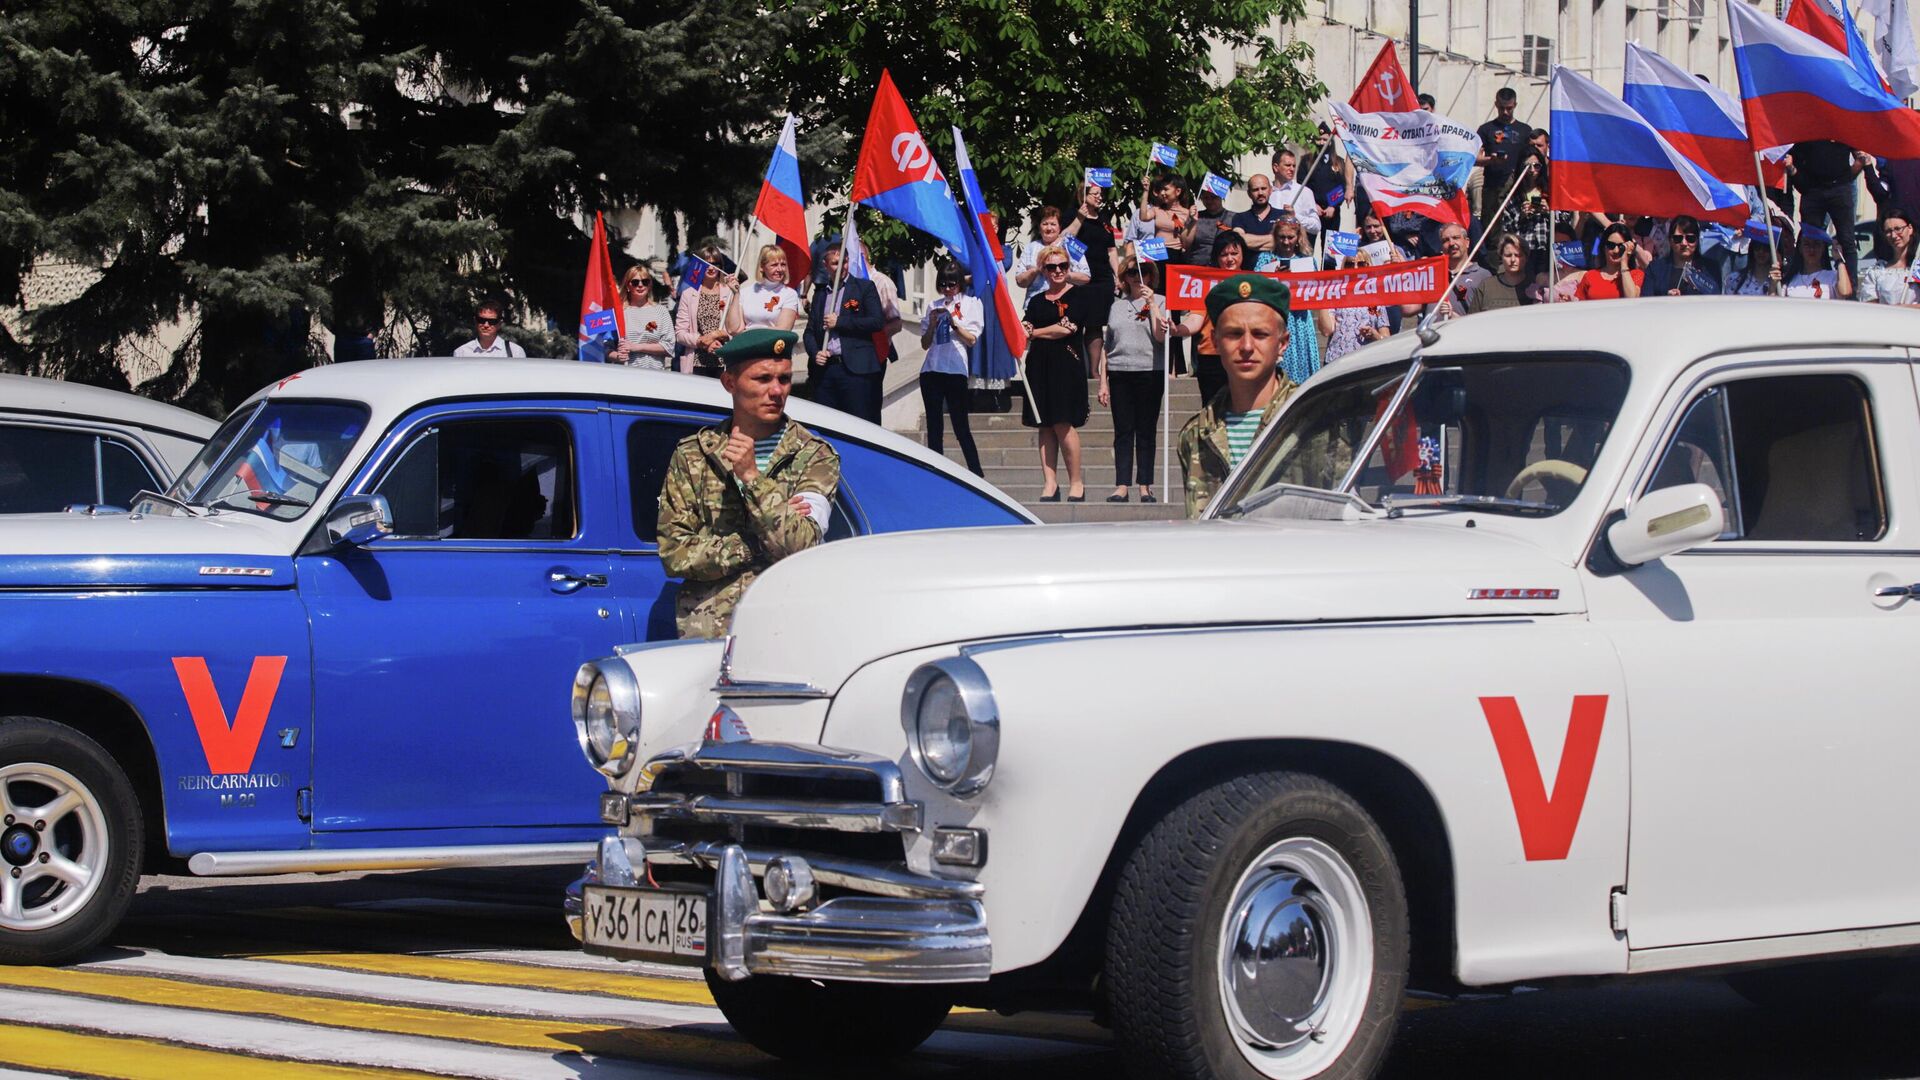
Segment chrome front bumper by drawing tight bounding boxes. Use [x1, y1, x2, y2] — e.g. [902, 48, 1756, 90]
[566, 835, 991, 983]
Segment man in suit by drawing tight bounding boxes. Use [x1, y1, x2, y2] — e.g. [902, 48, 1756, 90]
[803, 245, 891, 424]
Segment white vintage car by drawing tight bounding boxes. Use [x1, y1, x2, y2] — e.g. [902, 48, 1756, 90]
[0, 374, 215, 514]
[569, 298, 1920, 1078]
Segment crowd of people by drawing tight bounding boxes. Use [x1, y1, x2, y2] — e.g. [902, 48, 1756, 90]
[455, 84, 1920, 513]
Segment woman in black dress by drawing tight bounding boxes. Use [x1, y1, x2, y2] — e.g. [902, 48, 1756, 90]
[1021, 243, 1096, 502]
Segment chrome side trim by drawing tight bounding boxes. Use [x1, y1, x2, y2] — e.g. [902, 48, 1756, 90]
[186, 842, 596, 877]
[630, 792, 922, 834]
[1628, 921, 1920, 974]
[644, 839, 982, 901]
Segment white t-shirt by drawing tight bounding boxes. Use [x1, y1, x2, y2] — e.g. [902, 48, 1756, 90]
[1783, 269, 1840, 299]
[453, 337, 525, 357]
[739, 282, 802, 328]
[919, 294, 983, 377]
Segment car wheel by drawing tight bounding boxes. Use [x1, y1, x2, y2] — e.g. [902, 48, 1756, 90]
[704, 971, 952, 1063]
[1725, 958, 1898, 1012]
[0, 717, 143, 965]
[1107, 770, 1408, 1080]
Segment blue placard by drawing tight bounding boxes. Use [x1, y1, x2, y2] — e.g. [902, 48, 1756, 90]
[1554, 240, 1587, 269]
[1135, 237, 1169, 262]
[1253, 252, 1280, 272]
[1150, 143, 1180, 168]
[1201, 172, 1232, 199]
[1085, 167, 1114, 188]
[1326, 231, 1360, 259]
[1326, 184, 1346, 207]
[1062, 235, 1089, 261]
[581, 308, 618, 340]
[681, 255, 715, 289]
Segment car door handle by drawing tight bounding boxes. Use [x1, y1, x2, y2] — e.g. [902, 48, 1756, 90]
[550, 571, 609, 594]
[1874, 584, 1918, 599]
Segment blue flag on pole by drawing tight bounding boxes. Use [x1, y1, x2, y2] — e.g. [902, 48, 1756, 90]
[1554, 240, 1588, 268]
[1201, 172, 1232, 199]
[1084, 167, 1114, 188]
[1150, 143, 1180, 168]
[581, 308, 618, 341]
[681, 255, 718, 290]
[1062, 235, 1089, 261]
[1326, 231, 1360, 259]
[1135, 237, 1169, 261]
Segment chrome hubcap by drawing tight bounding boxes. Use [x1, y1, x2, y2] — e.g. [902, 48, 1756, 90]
[1216, 837, 1373, 1079]
[1223, 871, 1334, 1048]
[0, 763, 108, 932]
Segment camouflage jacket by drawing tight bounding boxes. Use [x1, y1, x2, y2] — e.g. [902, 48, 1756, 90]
[657, 418, 841, 638]
[1176, 379, 1296, 519]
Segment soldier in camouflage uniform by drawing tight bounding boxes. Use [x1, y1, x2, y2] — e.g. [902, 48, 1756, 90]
[658, 328, 841, 638]
[1177, 275, 1298, 518]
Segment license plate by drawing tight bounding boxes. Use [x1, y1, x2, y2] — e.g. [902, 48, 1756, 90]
[581, 885, 710, 963]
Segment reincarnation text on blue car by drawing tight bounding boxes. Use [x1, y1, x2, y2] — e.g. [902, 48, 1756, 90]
[0, 359, 1031, 964]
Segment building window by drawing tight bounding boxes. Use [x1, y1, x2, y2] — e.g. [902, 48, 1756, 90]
[1521, 34, 1553, 77]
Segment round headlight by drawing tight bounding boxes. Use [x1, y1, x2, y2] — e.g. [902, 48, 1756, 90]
[914, 675, 972, 784]
[586, 676, 619, 759]
[901, 657, 999, 796]
[573, 660, 642, 777]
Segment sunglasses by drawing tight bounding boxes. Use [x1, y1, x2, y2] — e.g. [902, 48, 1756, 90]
[1603, 242, 1627, 252]
[476, 316, 500, 325]
[1043, 263, 1070, 271]
[625, 278, 649, 288]
[1670, 233, 1698, 243]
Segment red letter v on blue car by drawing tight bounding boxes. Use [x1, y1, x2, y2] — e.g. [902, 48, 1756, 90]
[171, 656, 289, 775]
[1480, 695, 1609, 862]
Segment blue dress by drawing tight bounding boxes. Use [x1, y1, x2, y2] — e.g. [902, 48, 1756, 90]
[1280, 309, 1323, 385]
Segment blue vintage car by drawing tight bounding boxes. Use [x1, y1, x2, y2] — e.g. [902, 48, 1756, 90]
[0, 359, 1032, 963]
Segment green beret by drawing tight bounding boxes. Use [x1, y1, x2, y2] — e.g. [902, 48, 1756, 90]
[716, 328, 800, 367]
[1205, 274, 1291, 326]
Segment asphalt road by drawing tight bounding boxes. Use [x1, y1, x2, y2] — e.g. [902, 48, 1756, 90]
[0, 865, 1914, 1078]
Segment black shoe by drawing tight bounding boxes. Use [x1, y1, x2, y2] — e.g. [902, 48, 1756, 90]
[1039, 489, 1062, 502]
[1141, 491, 1158, 503]
[1106, 493, 1128, 503]
[1067, 492, 1086, 503]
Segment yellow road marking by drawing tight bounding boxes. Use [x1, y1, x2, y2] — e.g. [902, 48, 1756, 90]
[256, 951, 720, 1006]
[0, 1021, 444, 1079]
[0, 966, 760, 1065]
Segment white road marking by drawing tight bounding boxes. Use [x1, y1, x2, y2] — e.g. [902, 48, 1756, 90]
[0, 988, 721, 1080]
[74, 949, 728, 1027]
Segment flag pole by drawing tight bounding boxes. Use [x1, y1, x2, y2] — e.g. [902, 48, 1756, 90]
[1299, 116, 1334, 260]
[1752, 152, 1781, 296]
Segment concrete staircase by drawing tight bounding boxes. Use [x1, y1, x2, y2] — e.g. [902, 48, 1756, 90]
[902, 377, 1208, 524]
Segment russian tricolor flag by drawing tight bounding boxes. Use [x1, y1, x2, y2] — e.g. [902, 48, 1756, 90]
[1728, 0, 1920, 159]
[753, 115, 811, 283]
[1623, 43, 1783, 188]
[952, 127, 1024, 388]
[1551, 66, 1750, 226]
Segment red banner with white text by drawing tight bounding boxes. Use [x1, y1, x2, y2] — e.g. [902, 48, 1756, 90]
[1165, 257, 1449, 312]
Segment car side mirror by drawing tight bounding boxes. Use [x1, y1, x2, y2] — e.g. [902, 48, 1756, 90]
[1607, 483, 1724, 568]
[325, 494, 393, 547]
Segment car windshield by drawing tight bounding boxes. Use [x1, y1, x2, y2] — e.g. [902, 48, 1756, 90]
[1217, 354, 1631, 519]
[158, 401, 369, 520]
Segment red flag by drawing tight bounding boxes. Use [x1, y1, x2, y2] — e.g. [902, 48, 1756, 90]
[1350, 41, 1415, 113]
[849, 70, 973, 259]
[579, 212, 624, 352]
[1785, 0, 1848, 54]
